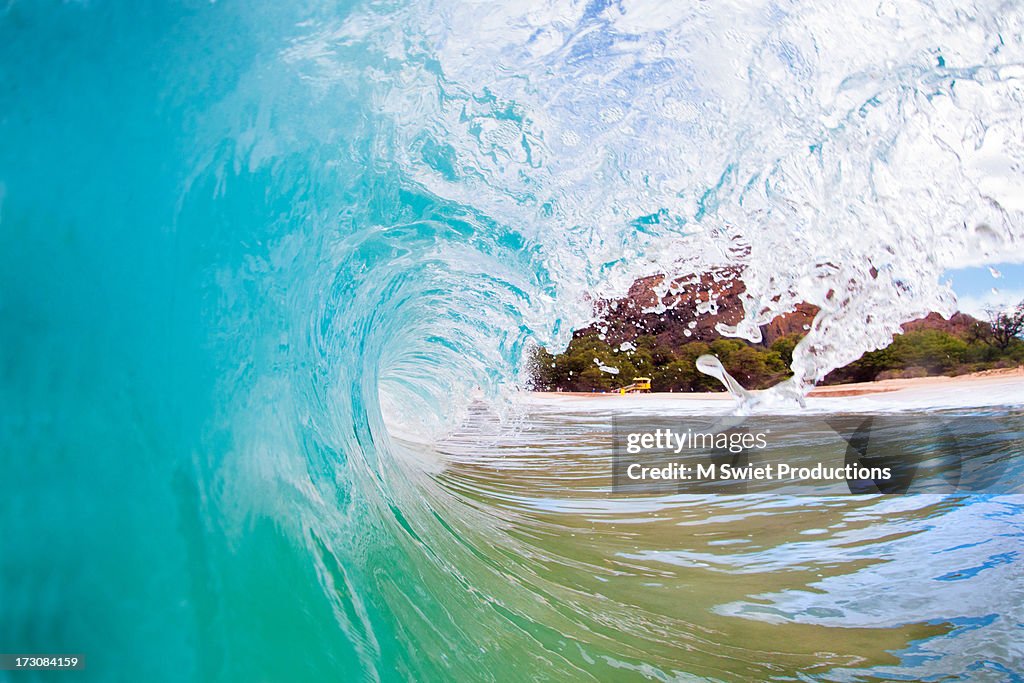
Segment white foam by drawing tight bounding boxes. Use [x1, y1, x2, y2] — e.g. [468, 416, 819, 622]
[524, 372, 1024, 416]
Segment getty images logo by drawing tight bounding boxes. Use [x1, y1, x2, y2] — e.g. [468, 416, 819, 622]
[612, 413, 1017, 495]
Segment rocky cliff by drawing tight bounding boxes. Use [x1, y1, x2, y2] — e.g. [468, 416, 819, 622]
[580, 272, 980, 348]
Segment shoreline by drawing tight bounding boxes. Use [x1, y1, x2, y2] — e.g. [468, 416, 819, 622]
[808, 365, 1024, 396]
[529, 366, 1024, 407]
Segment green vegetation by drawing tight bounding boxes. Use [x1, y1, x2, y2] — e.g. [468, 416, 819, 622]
[826, 327, 1024, 383]
[531, 312, 1024, 393]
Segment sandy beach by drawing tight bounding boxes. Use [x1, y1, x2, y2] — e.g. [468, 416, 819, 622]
[529, 366, 1024, 411]
[806, 365, 1024, 396]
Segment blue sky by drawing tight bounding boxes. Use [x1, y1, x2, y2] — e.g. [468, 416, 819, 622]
[945, 262, 1024, 318]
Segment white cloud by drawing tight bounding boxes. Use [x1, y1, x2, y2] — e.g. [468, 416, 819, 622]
[955, 288, 1024, 319]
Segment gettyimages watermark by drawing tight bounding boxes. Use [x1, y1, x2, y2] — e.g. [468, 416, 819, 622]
[611, 413, 1023, 495]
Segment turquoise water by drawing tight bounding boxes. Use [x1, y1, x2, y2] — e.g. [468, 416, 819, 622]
[2, 2, 1024, 681]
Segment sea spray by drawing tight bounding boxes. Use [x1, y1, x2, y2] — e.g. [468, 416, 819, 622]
[285, 0, 1024, 405]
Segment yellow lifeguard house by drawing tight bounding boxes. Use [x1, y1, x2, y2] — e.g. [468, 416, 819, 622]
[618, 377, 651, 394]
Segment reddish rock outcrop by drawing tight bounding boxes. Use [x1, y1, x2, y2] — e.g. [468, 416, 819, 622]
[903, 311, 986, 338]
[590, 269, 747, 347]
[579, 273, 980, 348]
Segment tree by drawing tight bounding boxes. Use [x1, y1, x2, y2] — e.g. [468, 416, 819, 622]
[656, 359, 703, 392]
[826, 344, 897, 383]
[531, 297, 1024, 392]
[529, 347, 558, 390]
[577, 366, 613, 392]
[987, 301, 1024, 351]
[889, 330, 968, 372]
[770, 334, 801, 368]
